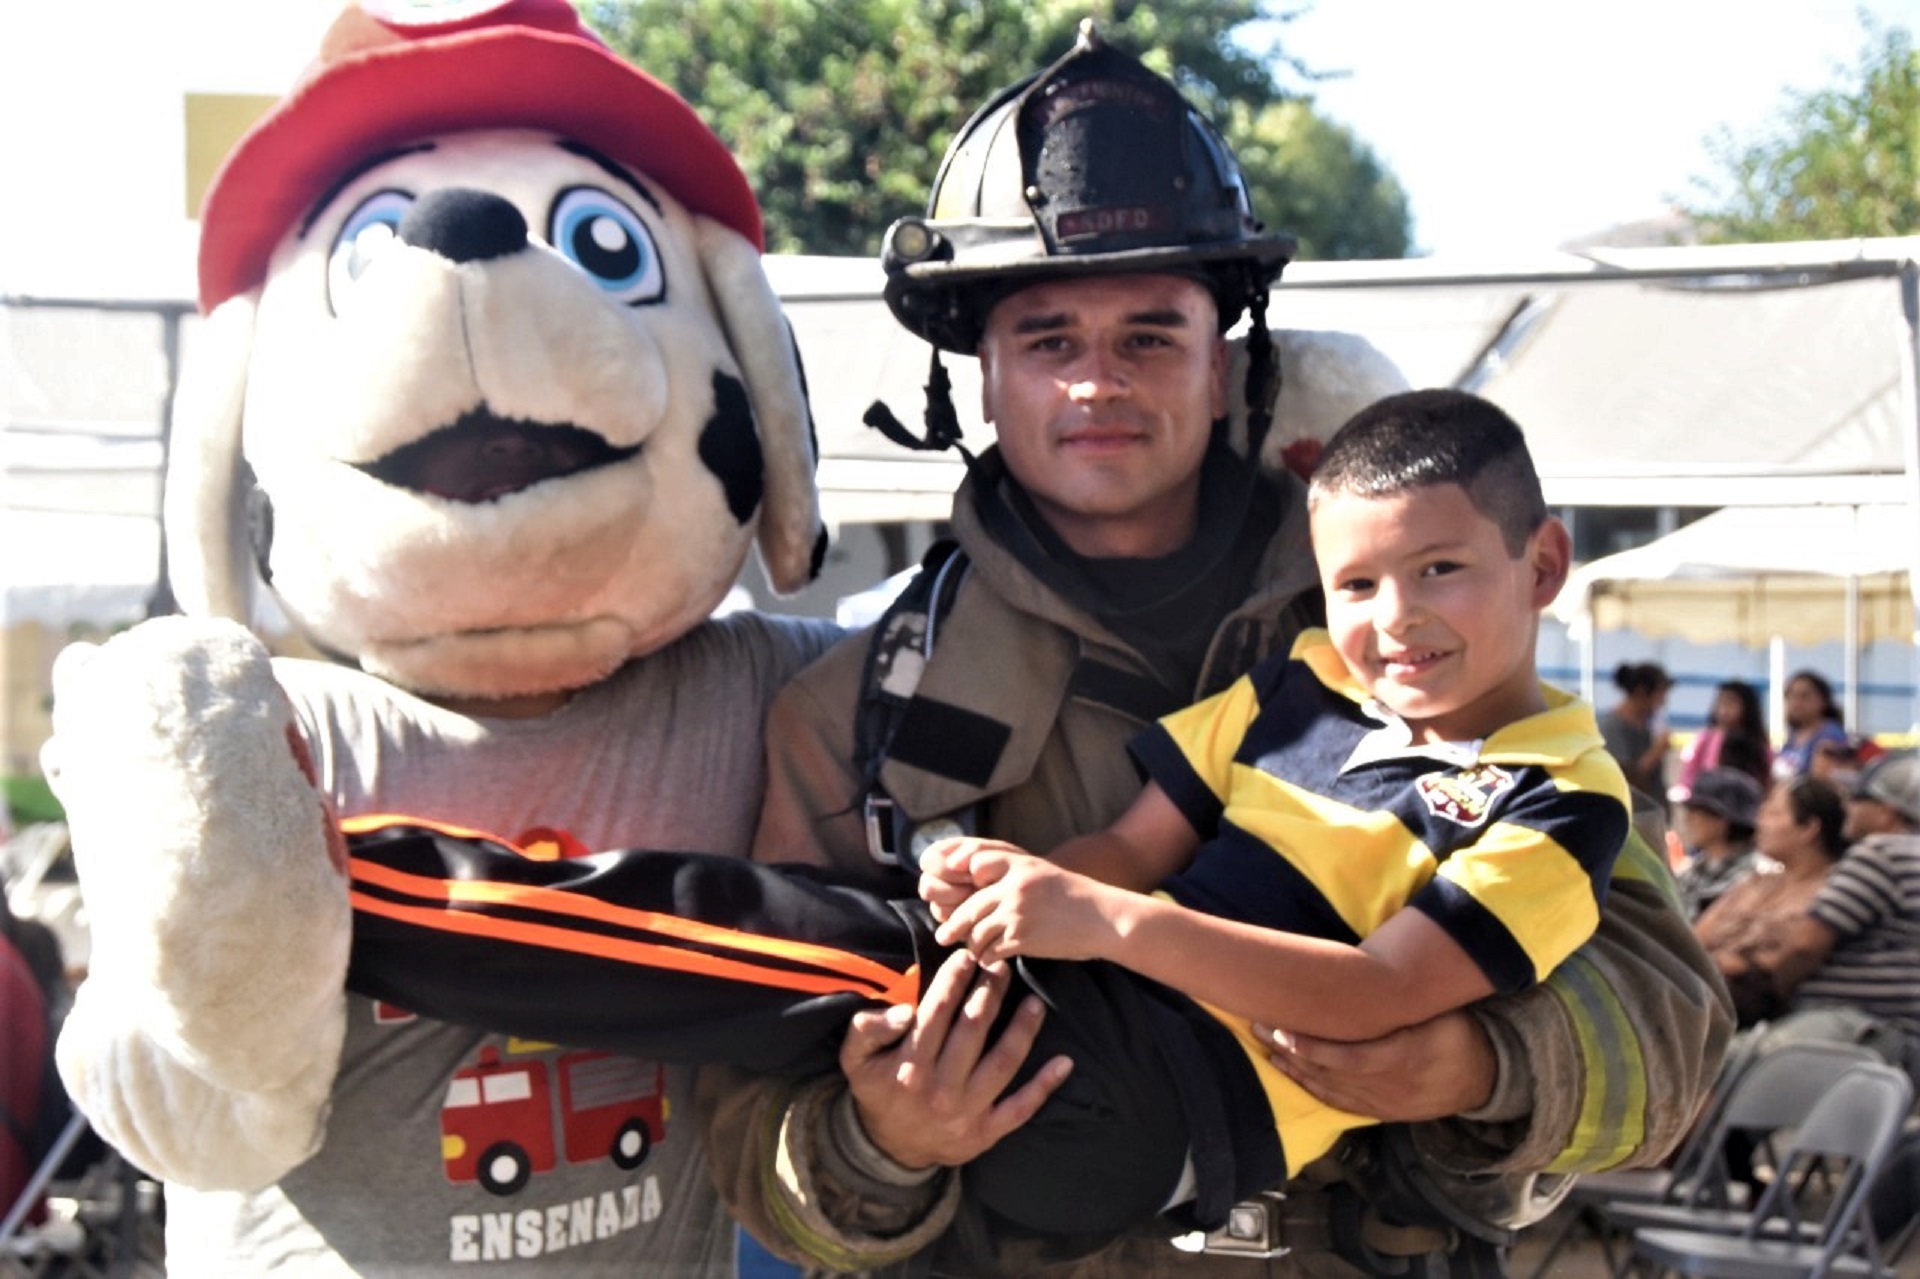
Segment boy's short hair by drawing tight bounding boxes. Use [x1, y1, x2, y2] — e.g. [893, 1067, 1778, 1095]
[1308, 389, 1549, 555]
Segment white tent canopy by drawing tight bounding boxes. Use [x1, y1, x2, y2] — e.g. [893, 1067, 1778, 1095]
[8, 236, 1920, 630]
[1552, 502, 1917, 649]
[769, 237, 1920, 522]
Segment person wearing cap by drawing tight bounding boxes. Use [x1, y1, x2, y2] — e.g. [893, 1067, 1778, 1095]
[699, 28, 1730, 1277]
[1672, 766, 1765, 918]
[1755, 749, 1920, 1076]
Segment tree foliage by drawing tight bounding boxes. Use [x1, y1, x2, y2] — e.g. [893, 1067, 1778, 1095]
[1687, 21, 1919, 242]
[580, 0, 1411, 259]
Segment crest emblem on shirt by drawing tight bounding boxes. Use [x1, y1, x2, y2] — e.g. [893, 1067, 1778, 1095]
[1417, 764, 1516, 828]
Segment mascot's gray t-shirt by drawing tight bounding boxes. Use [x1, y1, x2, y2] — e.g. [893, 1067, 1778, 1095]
[164, 611, 839, 1277]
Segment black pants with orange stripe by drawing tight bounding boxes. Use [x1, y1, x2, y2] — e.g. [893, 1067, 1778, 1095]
[344, 820, 1284, 1242]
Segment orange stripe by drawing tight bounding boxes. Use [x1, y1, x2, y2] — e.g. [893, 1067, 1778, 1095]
[351, 890, 920, 1004]
[348, 855, 914, 996]
[342, 813, 518, 845]
[345, 814, 923, 1002]
[355, 844, 921, 998]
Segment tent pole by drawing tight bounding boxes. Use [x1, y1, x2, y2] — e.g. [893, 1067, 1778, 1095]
[1901, 264, 1920, 736]
[1579, 623, 1595, 708]
[1845, 504, 1862, 731]
[1844, 570, 1861, 731]
[1889, 261, 1920, 737]
[1768, 637, 1787, 747]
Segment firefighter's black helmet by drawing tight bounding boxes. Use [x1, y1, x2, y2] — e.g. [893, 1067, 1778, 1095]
[881, 21, 1296, 354]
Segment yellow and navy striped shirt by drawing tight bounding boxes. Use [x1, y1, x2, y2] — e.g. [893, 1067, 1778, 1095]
[1132, 629, 1630, 1172]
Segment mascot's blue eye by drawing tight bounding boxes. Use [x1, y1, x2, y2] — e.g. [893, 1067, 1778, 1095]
[549, 188, 665, 305]
[327, 189, 414, 312]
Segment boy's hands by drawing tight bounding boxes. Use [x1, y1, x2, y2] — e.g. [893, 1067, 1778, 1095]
[918, 837, 1120, 964]
[915, 835, 993, 925]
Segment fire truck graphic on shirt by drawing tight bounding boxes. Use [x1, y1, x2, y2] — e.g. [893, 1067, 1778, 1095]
[440, 1044, 668, 1195]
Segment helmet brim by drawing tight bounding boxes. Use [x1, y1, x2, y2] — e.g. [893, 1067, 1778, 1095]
[885, 233, 1296, 354]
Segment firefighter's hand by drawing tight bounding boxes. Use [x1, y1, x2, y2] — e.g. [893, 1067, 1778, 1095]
[1255, 1010, 1495, 1122]
[839, 948, 1072, 1170]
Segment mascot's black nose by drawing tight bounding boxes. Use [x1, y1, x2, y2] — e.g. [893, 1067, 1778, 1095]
[397, 188, 528, 264]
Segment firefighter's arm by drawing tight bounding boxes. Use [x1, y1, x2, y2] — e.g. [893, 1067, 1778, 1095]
[1408, 830, 1735, 1178]
[696, 1038, 964, 1271]
[749, 654, 875, 872]
[699, 652, 976, 1270]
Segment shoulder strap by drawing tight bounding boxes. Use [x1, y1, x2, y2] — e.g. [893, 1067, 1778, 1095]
[852, 540, 972, 868]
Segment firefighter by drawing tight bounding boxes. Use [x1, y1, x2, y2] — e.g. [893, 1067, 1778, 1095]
[700, 24, 1734, 1278]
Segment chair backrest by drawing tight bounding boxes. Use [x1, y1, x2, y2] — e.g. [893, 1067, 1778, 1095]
[1746, 1060, 1915, 1268]
[1672, 1039, 1882, 1209]
[1718, 1040, 1884, 1134]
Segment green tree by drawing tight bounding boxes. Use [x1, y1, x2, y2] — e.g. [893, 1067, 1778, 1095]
[1227, 99, 1410, 261]
[580, 0, 1411, 259]
[1687, 21, 1919, 242]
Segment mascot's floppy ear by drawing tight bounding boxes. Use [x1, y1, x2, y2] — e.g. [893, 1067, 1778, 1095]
[1228, 328, 1411, 483]
[162, 295, 257, 622]
[695, 217, 827, 594]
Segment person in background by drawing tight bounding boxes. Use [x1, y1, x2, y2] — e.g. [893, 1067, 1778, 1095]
[1599, 661, 1673, 802]
[1674, 679, 1772, 798]
[1692, 775, 1847, 1026]
[1672, 767, 1765, 919]
[1713, 753, 1920, 1198]
[1761, 750, 1920, 1069]
[1810, 733, 1886, 793]
[1774, 669, 1849, 782]
[1, 895, 65, 1227]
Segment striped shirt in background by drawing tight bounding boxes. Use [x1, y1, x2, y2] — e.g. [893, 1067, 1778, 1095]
[1799, 833, 1920, 1036]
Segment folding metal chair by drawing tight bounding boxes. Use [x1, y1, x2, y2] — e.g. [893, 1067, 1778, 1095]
[0, 1111, 163, 1279]
[1626, 1059, 1914, 1278]
[1522, 1039, 1878, 1279]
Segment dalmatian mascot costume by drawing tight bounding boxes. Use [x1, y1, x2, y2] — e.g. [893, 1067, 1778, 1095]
[42, 1, 837, 1272]
[41, 2, 1411, 1273]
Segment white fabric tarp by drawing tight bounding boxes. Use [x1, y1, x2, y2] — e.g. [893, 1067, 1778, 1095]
[770, 237, 1920, 521]
[1550, 503, 1917, 647]
[7, 237, 1919, 630]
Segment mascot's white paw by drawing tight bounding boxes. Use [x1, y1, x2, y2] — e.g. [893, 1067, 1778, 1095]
[45, 615, 350, 1094]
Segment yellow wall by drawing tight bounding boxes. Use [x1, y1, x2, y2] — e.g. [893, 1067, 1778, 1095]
[183, 92, 280, 219]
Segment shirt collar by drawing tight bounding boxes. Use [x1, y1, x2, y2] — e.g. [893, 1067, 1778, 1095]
[1290, 628, 1605, 772]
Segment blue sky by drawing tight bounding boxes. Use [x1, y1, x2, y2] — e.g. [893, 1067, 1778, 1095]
[1273, 0, 1920, 257]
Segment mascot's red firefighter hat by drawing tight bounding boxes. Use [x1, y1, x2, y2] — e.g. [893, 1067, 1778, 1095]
[196, 0, 762, 312]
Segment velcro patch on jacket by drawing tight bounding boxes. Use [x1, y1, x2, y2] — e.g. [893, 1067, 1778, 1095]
[887, 697, 1011, 788]
[1069, 659, 1184, 725]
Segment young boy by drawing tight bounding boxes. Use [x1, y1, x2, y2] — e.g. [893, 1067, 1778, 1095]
[918, 385, 1628, 1180]
[340, 388, 1627, 1244]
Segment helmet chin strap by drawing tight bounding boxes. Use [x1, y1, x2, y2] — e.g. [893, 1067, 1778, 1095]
[1241, 284, 1280, 461]
[862, 347, 975, 464]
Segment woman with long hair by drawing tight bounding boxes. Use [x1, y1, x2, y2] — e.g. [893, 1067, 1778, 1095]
[1675, 679, 1773, 798]
[1693, 775, 1848, 1026]
[1774, 669, 1848, 782]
